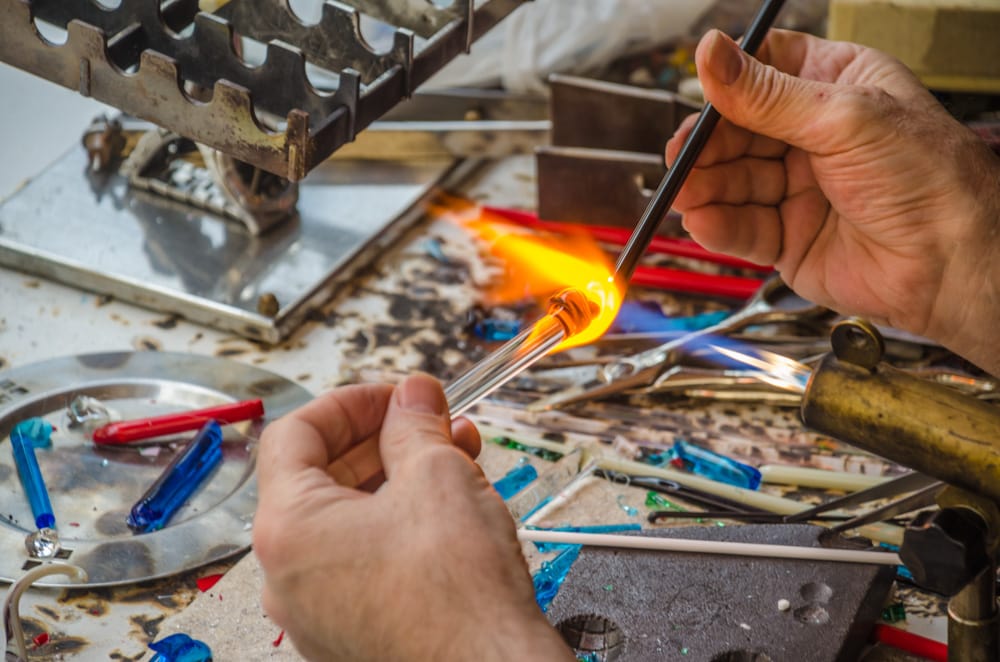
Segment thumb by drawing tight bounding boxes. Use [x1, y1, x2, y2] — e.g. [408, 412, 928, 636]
[697, 30, 841, 153]
[378, 373, 453, 477]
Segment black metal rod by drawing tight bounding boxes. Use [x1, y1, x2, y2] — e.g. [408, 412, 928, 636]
[613, 0, 787, 283]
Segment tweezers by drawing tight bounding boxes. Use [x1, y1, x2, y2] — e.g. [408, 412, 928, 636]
[783, 472, 941, 523]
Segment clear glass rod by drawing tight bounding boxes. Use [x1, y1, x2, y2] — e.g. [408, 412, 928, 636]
[445, 288, 595, 417]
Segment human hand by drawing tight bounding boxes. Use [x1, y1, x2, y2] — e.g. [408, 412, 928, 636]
[667, 29, 1000, 374]
[253, 374, 573, 662]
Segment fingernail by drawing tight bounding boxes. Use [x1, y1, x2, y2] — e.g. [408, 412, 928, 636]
[396, 374, 446, 416]
[705, 30, 743, 86]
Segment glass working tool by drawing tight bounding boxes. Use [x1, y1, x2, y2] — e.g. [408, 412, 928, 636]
[611, 0, 787, 284]
[594, 469, 768, 513]
[127, 420, 224, 533]
[647, 510, 916, 526]
[529, 276, 830, 410]
[783, 472, 942, 525]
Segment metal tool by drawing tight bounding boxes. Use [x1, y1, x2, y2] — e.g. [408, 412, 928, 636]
[530, 276, 830, 410]
[801, 318, 1000, 661]
[1, 0, 527, 181]
[613, 0, 788, 283]
[648, 510, 915, 526]
[594, 469, 769, 514]
[785, 472, 941, 524]
[818, 482, 945, 539]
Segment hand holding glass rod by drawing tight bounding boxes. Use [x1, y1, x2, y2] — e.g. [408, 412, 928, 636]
[614, 0, 786, 283]
[443, 0, 787, 417]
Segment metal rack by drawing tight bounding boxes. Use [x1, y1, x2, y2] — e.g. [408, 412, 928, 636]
[0, 0, 527, 180]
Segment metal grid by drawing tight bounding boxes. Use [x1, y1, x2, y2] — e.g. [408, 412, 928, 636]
[0, 0, 527, 180]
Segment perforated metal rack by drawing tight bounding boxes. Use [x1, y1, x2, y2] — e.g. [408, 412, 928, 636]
[0, 0, 527, 180]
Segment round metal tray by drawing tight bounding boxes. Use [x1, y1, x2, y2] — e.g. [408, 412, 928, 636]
[0, 352, 311, 587]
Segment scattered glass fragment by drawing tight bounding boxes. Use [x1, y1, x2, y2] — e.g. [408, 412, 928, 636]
[196, 574, 223, 592]
[533, 544, 581, 613]
[645, 491, 683, 511]
[423, 237, 450, 264]
[670, 440, 762, 490]
[492, 463, 539, 500]
[603, 584, 614, 592]
[149, 633, 212, 662]
[880, 543, 916, 582]
[529, 524, 642, 553]
[490, 436, 564, 461]
[474, 317, 522, 342]
[881, 602, 907, 623]
[14, 418, 53, 449]
[25, 528, 60, 559]
[32, 632, 49, 648]
[681, 647, 690, 655]
[127, 421, 223, 533]
[576, 653, 600, 662]
[645, 491, 727, 527]
[615, 495, 639, 517]
[67, 395, 117, 430]
[639, 449, 672, 467]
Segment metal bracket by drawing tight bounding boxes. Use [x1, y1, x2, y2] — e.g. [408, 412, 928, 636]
[537, 75, 699, 228]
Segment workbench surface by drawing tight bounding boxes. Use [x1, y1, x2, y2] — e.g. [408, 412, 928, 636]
[0, 63, 942, 661]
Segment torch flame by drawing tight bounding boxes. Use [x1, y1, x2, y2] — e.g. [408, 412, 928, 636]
[430, 197, 621, 350]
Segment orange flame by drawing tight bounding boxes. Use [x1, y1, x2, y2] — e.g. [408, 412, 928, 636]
[430, 196, 622, 350]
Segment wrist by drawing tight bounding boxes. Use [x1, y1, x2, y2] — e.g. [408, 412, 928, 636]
[928, 142, 1000, 376]
[443, 607, 574, 662]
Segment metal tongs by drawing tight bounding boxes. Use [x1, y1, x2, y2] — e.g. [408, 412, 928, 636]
[785, 472, 945, 536]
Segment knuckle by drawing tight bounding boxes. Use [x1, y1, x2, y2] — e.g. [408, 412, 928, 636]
[409, 444, 471, 477]
[384, 416, 451, 448]
[251, 501, 299, 571]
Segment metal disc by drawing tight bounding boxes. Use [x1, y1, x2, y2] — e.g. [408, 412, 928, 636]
[0, 351, 311, 587]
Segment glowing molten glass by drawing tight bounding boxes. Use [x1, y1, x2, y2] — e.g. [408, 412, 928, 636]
[456, 211, 621, 350]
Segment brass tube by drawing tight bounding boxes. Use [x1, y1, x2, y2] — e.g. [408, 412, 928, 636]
[947, 563, 999, 662]
[801, 353, 1000, 504]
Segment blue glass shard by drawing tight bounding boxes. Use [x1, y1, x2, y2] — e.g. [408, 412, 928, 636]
[492, 462, 539, 500]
